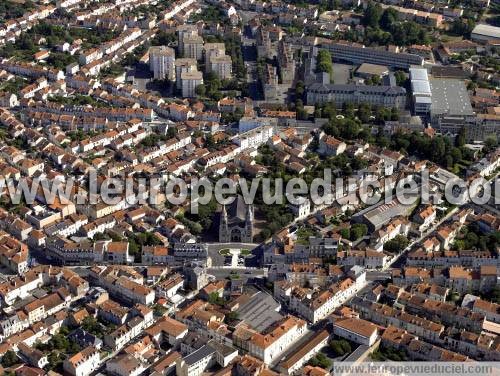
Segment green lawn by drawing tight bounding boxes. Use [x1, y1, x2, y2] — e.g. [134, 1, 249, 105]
[219, 248, 230, 255]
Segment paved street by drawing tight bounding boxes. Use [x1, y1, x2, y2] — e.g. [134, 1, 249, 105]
[207, 267, 266, 281]
[385, 206, 459, 270]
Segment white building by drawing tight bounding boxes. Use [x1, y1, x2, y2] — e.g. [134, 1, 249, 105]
[150, 46, 176, 81]
[63, 346, 100, 376]
[234, 125, 274, 151]
[238, 117, 274, 133]
[410, 67, 432, 116]
[289, 198, 310, 220]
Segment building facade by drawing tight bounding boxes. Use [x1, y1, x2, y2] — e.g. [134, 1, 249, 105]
[149, 46, 175, 81]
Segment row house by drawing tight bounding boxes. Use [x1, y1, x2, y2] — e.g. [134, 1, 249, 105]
[104, 306, 153, 351]
[82, 215, 117, 238]
[0, 61, 64, 81]
[382, 326, 467, 361]
[471, 298, 500, 324]
[23, 290, 70, 325]
[351, 297, 444, 344]
[92, 271, 155, 305]
[412, 205, 437, 233]
[337, 248, 390, 269]
[318, 134, 347, 156]
[198, 145, 238, 168]
[0, 272, 43, 306]
[142, 246, 175, 265]
[46, 237, 104, 265]
[443, 328, 500, 361]
[156, 273, 184, 299]
[396, 292, 485, 333]
[407, 248, 499, 268]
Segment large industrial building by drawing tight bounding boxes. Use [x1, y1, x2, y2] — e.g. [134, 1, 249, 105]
[429, 79, 474, 119]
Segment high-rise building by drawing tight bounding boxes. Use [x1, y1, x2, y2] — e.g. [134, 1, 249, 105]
[177, 25, 203, 60]
[183, 34, 204, 60]
[181, 70, 203, 98]
[149, 46, 175, 80]
[208, 54, 232, 80]
[175, 58, 197, 89]
[204, 43, 226, 65]
[204, 43, 232, 79]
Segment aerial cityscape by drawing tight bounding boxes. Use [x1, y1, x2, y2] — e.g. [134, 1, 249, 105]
[0, 0, 498, 375]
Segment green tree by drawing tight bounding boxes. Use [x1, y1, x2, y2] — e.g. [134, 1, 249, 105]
[195, 84, 206, 97]
[330, 339, 352, 356]
[316, 49, 333, 79]
[380, 8, 398, 29]
[1, 350, 19, 367]
[350, 223, 368, 241]
[394, 71, 406, 87]
[340, 228, 350, 239]
[308, 352, 331, 369]
[485, 136, 498, 152]
[295, 80, 305, 99]
[456, 127, 467, 147]
[384, 235, 410, 253]
[363, 2, 383, 28]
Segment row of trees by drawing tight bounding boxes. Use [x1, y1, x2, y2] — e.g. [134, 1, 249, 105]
[316, 100, 475, 174]
[308, 352, 332, 369]
[316, 49, 334, 79]
[389, 131, 475, 171]
[454, 223, 500, 252]
[371, 345, 408, 361]
[225, 36, 247, 80]
[330, 339, 352, 356]
[361, 2, 431, 46]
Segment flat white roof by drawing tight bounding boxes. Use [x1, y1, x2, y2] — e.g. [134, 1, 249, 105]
[411, 80, 431, 95]
[415, 96, 432, 104]
[409, 67, 428, 81]
[472, 24, 500, 38]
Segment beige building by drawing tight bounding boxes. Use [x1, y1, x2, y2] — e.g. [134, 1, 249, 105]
[181, 70, 203, 98]
[204, 43, 225, 65]
[208, 54, 232, 80]
[175, 58, 197, 89]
